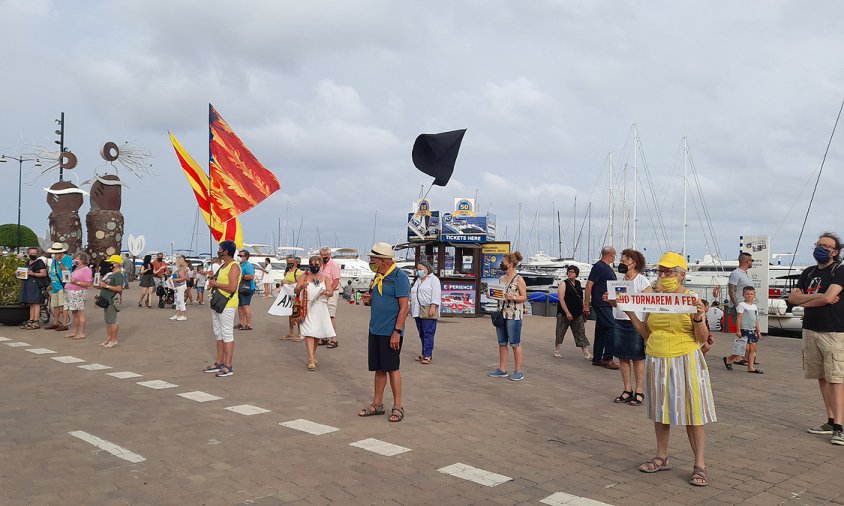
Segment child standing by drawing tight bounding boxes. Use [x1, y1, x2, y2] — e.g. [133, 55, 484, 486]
[723, 286, 763, 373]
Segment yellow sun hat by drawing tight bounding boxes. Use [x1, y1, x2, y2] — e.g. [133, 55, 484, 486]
[656, 251, 688, 271]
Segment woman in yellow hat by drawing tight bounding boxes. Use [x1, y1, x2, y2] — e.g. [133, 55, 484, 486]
[622, 252, 715, 487]
[98, 254, 125, 348]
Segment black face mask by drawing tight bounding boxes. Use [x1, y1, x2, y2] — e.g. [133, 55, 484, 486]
[29, 254, 37, 260]
[309, 265, 320, 274]
[286, 263, 294, 269]
[617, 263, 628, 274]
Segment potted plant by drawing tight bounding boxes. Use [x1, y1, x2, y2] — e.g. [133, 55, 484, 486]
[0, 253, 29, 326]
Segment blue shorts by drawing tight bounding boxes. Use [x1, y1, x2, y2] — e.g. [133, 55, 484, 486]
[495, 319, 522, 346]
[238, 291, 253, 307]
[741, 328, 759, 343]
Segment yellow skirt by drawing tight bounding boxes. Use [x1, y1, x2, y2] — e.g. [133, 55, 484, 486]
[645, 348, 717, 426]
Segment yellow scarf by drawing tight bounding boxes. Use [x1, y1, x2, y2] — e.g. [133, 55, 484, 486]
[372, 262, 396, 295]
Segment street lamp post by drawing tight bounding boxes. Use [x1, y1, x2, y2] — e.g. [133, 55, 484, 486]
[0, 155, 42, 253]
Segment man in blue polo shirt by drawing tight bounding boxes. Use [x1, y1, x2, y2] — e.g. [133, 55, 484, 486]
[358, 242, 410, 423]
[584, 245, 619, 369]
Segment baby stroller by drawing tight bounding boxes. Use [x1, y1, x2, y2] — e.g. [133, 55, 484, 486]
[156, 282, 175, 309]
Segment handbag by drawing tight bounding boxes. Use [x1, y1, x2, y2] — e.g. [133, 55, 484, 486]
[415, 277, 440, 320]
[210, 289, 233, 313]
[291, 288, 308, 323]
[491, 310, 506, 328]
[238, 278, 252, 296]
[95, 296, 110, 309]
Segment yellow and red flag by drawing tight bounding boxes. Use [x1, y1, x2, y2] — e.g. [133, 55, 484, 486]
[169, 132, 243, 248]
[209, 104, 280, 223]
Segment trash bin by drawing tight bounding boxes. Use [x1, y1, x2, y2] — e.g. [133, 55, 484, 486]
[529, 292, 549, 317]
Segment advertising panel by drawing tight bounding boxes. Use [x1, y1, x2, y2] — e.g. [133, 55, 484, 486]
[741, 235, 770, 333]
[441, 213, 489, 243]
[440, 282, 476, 315]
[407, 211, 440, 242]
[453, 198, 476, 217]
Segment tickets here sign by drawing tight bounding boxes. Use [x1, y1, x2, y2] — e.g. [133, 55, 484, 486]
[615, 292, 699, 314]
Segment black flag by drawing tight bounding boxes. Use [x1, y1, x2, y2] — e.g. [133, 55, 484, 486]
[412, 129, 466, 186]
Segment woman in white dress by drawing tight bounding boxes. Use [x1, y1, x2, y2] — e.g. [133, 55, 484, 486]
[262, 258, 274, 298]
[295, 256, 336, 370]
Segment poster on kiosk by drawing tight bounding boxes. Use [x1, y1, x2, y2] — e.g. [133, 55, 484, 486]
[741, 235, 770, 333]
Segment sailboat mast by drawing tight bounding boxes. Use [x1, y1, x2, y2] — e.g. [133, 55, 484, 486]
[608, 152, 614, 247]
[682, 137, 688, 259]
[632, 125, 639, 250]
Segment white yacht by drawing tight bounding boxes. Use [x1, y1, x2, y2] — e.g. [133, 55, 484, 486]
[520, 251, 593, 290]
[307, 247, 375, 291]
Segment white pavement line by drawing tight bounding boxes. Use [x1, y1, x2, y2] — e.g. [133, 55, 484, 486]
[68, 430, 146, 463]
[438, 463, 512, 487]
[78, 363, 112, 370]
[541, 492, 613, 506]
[26, 348, 57, 354]
[0, 336, 10, 341]
[224, 404, 270, 416]
[52, 356, 85, 364]
[349, 438, 411, 456]
[5, 342, 31, 347]
[107, 371, 142, 379]
[280, 419, 339, 435]
[178, 391, 223, 403]
[137, 380, 178, 390]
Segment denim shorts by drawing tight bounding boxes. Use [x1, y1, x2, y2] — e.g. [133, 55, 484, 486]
[741, 328, 759, 343]
[496, 319, 522, 346]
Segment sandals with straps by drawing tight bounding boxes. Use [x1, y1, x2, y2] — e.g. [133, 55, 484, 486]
[358, 403, 385, 417]
[690, 466, 708, 486]
[388, 407, 404, 423]
[629, 392, 644, 406]
[639, 456, 672, 473]
[614, 391, 633, 403]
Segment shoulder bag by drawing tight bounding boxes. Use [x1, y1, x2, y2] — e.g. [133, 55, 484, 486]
[491, 275, 518, 328]
[238, 277, 252, 296]
[416, 278, 440, 320]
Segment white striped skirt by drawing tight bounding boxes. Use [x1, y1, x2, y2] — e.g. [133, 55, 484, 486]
[645, 349, 717, 426]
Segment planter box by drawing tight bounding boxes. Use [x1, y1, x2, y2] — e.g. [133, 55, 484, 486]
[0, 304, 29, 326]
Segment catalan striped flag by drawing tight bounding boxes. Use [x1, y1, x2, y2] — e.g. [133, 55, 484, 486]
[209, 104, 280, 223]
[169, 132, 243, 248]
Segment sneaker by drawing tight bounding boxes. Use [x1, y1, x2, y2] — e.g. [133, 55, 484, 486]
[487, 368, 509, 378]
[216, 366, 233, 377]
[808, 423, 834, 435]
[832, 430, 844, 445]
[169, 315, 179, 320]
[176, 316, 187, 321]
[510, 371, 524, 382]
[203, 363, 222, 373]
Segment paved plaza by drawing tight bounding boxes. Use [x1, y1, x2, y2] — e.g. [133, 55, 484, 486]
[1, 293, 842, 505]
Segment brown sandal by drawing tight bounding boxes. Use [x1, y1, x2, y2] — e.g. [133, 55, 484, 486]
[639, 456, 671, 473]
[358, 403, 385, 417]
[388, 407, 404, 422]
[420, 357, 432, 365]
[689, 466, 708, 486]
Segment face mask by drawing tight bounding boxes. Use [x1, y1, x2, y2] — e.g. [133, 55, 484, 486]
[321, 256, 330, 264]
[417, 269, 426, 277]
[659, 276, 680, 292]
[499, 263, 508, 272]
[813, 246, 832, 263]
[309, 265, 320, 274]
[369, 262, 379, 272]
[29, 254, 37, 260]
[286, 263, 293, 269]
[617, 263, 628, 274]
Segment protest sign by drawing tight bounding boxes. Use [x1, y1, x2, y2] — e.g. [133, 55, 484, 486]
[268, 285, 296, 316]
[615, 292, 699, 314]
[15, 267, 28, 280]
[607, 280, 633, 300]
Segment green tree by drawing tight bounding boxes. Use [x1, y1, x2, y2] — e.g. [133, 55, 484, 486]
[0, 224, 38, 250]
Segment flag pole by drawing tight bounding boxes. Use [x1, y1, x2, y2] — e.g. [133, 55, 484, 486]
[208, 103, 214, 256]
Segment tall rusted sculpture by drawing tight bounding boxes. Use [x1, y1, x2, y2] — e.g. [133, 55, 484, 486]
[46, 180, 85, 254]
[45, 151, 86, 254]
[85, 173, 125, 266]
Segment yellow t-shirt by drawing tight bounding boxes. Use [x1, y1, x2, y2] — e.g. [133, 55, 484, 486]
[283, 268, 303, 284]
[645, 312, 701, 358]
[217, 261, 239, 309]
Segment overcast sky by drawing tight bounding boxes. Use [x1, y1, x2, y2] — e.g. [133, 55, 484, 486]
[2, 0, 843, 265]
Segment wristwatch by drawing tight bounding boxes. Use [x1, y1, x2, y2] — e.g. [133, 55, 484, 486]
[692, 318, 704, 323]
[393, 328, 402, 334]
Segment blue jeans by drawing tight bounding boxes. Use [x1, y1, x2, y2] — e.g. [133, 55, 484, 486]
[414, 317, 437, 357]
[592, 305, 616, 362]
[495, 319, 523, 346]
